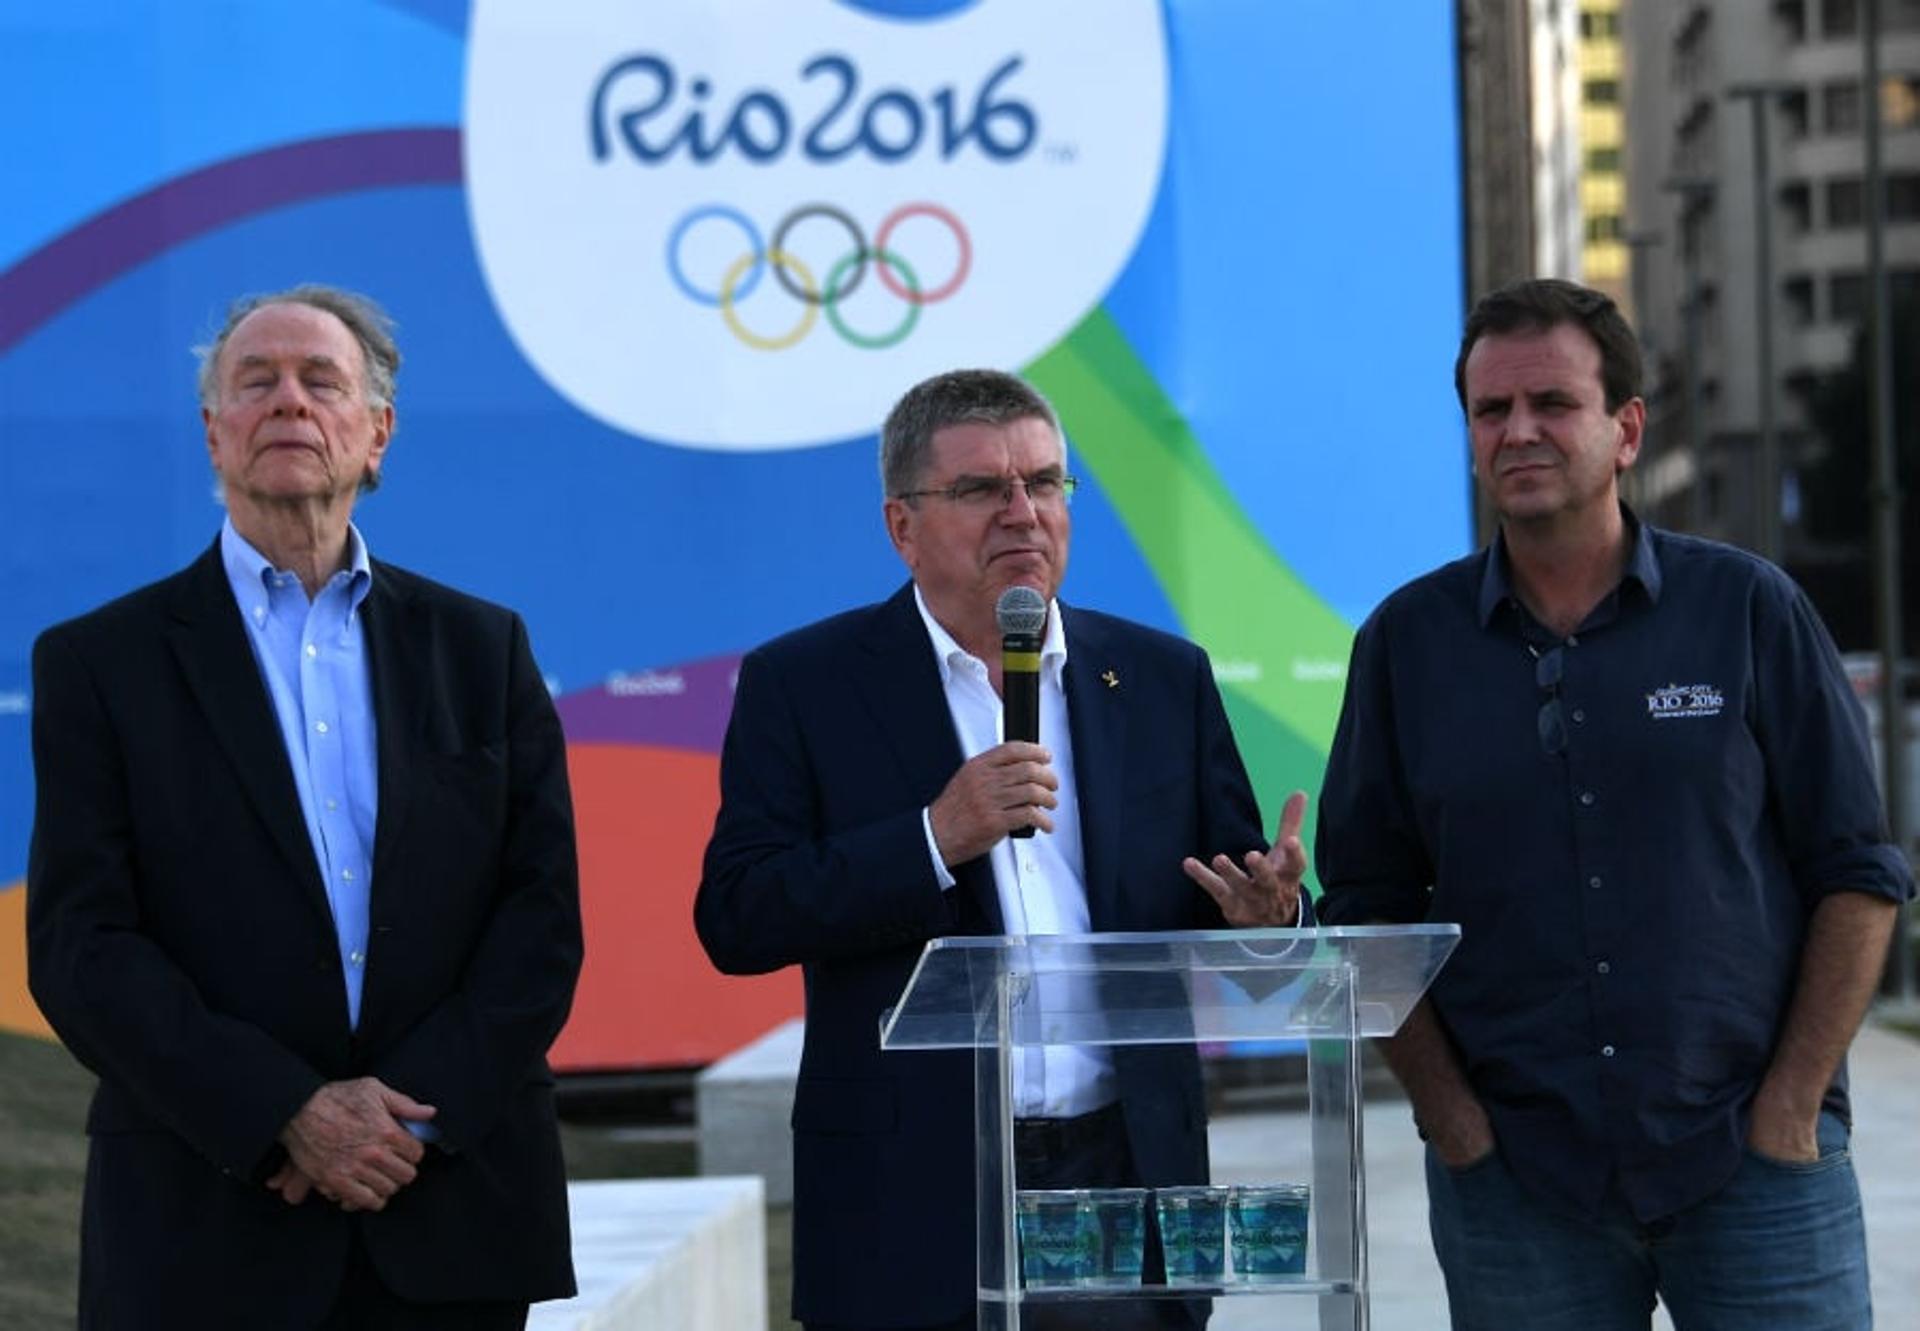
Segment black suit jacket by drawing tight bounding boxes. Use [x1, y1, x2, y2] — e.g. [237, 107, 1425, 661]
[27, 540, 583, 1327]
[695, 583, 1266, 1326]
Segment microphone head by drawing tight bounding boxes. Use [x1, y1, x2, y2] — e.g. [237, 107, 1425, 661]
[995, 585, 1048, 636]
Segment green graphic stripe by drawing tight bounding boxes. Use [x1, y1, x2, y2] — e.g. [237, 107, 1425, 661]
[1026, 308, 1354, 754]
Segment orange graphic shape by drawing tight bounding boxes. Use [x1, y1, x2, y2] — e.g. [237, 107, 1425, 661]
[0, 880, 56, 1041]
[551, 743, 801, 1072]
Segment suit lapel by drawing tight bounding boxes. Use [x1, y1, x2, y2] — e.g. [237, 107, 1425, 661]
[361, 562, 417, 884]
[857, 584, 1004, 935]
[1061, 604, 1126, 929]
[166, 542, 331, 922]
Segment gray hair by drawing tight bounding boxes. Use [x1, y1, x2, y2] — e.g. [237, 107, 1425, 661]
[196, 283, 401, 413]
[195, 284, 400, 495]
[879, 369, 1063, 497]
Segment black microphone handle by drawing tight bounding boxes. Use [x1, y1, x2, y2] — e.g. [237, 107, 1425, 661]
[1002, 631, 1042, 838]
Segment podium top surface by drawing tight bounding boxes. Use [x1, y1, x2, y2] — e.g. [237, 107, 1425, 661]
[878, 924, 1460, 1050]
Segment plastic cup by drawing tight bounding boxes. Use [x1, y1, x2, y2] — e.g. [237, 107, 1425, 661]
[1016, 1188, 1095, 1288]
[1153, 1185, 1228, 1286]
[1082, 1187, 1149, 1287]
[1228, 1183, 1311, 1281]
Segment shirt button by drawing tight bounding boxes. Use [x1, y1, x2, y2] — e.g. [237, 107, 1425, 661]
[1596, 961, 1611, 975]
[305, 643, 318, 659]
[1589, 875, 1603, 889]
[349, 950, 365, 967]
[1571, 708, 1586, 723]
[325, 798, 339, 811]
[341, 868, 356, 882]
[315, 720, 330, 735]
[1601, 1044, 1616, 1058]
[1579, 791, 1595, 807]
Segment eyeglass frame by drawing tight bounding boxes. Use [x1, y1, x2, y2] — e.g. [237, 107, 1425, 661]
[893, 470, 1080, 509]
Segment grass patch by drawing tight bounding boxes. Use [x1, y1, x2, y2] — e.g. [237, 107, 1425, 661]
[0, 1031, 91, 1331]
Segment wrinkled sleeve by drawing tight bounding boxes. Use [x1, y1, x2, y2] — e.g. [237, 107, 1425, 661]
[694, 646, 957, 976]
[1751, 577, 1915, 908]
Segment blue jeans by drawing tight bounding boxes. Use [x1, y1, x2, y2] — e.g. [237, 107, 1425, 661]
[1425, 1111, 1871, 1330]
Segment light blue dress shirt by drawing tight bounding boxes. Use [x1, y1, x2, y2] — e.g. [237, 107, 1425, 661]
[220, 519, 378, 1030]
[222, 521, 449, 1147]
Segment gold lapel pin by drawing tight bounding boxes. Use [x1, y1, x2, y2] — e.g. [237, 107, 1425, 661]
[1101, 669, 1120, 690]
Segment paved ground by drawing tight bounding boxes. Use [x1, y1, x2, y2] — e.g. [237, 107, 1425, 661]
[1206, 1019, 1920, 1329]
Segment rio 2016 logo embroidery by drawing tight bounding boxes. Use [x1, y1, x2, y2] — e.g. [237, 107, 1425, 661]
[1645, 683, 1725, 720]
[667, 201, 970, 350]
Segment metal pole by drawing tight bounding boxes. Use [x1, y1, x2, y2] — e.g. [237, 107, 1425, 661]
[1728, 86, 1782, 562]
[1683, 271, 1707, 533]
[1664, 179, 1715, 534]
[1862, 0, 1914, 1000]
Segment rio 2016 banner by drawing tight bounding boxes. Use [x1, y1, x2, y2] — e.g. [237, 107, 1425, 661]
[0, 0, 1467, 1071]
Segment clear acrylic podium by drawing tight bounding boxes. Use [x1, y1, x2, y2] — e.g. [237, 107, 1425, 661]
[879, 925, 1459, 1330]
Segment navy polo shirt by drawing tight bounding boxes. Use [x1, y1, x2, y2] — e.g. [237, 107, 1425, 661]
[1316, 512, 1914, 1222]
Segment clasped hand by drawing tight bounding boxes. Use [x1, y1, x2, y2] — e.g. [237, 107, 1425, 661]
[268, 1076, 437, 1212]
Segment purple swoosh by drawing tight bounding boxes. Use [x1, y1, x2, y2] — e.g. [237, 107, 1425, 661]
[555, 654, 742, 754]
[0, 128, 463, 355]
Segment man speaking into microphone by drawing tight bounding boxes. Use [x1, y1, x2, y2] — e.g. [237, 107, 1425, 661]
[696, 368, 1307, 1331]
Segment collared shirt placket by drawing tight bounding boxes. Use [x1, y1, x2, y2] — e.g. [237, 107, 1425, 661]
[1553, 625, 1632, 1158]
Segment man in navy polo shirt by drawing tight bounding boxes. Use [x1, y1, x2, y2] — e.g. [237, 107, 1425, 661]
[1316, 277, 1913, 1330]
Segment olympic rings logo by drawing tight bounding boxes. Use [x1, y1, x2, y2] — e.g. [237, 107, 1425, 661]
[666, 201, 971, 350]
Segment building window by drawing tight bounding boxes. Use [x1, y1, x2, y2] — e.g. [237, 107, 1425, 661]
[1586, 213, 1627, 242]
[1587, 146, 1623, 172]
[1581, 9, 1622, 38]
[1781, 181, 1814, 234]
[1776, 0, 1810, 41]
[1823, 0, 1860, 38]
[1830, 271, 1867, 322]
[1887, 173, 1920, 220]
[1828, 177, 1866, 227]
[1585, 79, 1621, 105]
[1825, 80, 1862, 134]
[1783, 274, 1816, 326]
[1884, 75, 1920, 129]
[1781, 87, 1812, 137]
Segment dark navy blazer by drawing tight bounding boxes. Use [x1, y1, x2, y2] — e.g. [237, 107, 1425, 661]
[28, 540, 583, 1326]
[696, 582, 1266, 1327]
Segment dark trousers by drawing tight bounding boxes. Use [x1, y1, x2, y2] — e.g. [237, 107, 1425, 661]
[318, 1227, 529, 1331]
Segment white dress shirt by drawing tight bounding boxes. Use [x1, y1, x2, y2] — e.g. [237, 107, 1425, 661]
[913, 587, 1118, 1117]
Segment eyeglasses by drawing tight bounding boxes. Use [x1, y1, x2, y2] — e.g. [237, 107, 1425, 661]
[1531, 644, 1567, 757]
[895, 473, 1079, 509]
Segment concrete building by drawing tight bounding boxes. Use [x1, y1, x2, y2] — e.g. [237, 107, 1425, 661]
[1534, 0, 1589, 283]
[1625, 0, 1920, 553]
[1580, 0, 1632, 310]
[1462, 0, 1543, 300]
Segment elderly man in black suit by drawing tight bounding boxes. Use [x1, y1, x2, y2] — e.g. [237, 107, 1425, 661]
[697, 368, 1309, 1331]
[28, 284, 582, 1329]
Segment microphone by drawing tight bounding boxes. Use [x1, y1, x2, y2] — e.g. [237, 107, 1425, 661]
[995, 586, 1048, 839]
